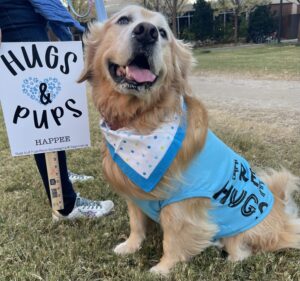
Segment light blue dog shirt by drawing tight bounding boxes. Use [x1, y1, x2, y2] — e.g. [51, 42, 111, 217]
[100, 100, 274, 240]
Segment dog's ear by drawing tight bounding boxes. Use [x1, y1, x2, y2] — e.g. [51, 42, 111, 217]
[78, 23, 104, 83]
[171, 38, 194, 94]
[171, 38, 194, 80]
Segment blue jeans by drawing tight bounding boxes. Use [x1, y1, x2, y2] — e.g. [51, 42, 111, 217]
[1, 7, 76, 215]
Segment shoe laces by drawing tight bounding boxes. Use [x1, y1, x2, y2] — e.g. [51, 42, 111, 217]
[75, 194, 103, 209]
[68, 171, 90, 180]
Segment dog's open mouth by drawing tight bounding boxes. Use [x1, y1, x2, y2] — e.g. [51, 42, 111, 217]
[108, 54, 158, 90]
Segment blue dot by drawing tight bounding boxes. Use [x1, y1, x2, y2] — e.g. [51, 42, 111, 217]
[123, 140, 127, 143]
[131, 150, 135, 153]
[147, 145, 151, 149]
[154, 136, 158, 139]
[120, 147, 124, 151]
[171, 126, 174, 130]
[143, 172, 146, 176]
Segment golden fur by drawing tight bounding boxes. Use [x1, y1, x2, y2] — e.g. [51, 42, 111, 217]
[79, 6, 300, 275]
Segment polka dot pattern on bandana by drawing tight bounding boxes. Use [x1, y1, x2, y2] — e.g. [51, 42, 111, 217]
[100, 111, 182, 179]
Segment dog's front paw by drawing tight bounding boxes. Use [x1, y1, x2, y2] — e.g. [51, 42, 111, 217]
[113, 240, 141, 255]
[227, 249, 251, 262]
[149, 264, 170, 276]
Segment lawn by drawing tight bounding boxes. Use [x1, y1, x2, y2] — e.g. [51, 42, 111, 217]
[0, 45, 300, 280]
[193, 44, 300, 80]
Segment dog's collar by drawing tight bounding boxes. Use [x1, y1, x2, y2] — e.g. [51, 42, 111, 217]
[100, 97, 187, 192]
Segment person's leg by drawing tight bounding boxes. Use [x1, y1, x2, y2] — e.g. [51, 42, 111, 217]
[34, 152, 76, 215]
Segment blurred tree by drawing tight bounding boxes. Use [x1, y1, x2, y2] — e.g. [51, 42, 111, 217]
[191, 0, 214, 40]
[143, 0, 189, 37]
[247, 5, 276, 43]
[212, 0, 271, 44]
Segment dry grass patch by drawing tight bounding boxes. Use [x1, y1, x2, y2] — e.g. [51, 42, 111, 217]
[0, 91, 299, 280]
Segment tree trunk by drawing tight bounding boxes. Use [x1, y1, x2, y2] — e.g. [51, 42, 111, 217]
[172, 0, 178, 37]
[234, 9, 238, 44]
[298, 19, 300, 43]
[278, 0, 283, 43]
[156, 0, 160, 11]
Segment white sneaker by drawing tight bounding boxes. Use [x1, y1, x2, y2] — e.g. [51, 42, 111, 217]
[52, 193, 114, 222]
[68, 171, 94, 183]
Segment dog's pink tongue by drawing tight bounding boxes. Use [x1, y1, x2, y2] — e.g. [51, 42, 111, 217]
[126, 65, 156, 83]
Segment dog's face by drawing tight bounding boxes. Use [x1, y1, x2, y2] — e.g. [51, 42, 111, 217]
[105, 6, 170, 94]
[79, 5, 192, 99]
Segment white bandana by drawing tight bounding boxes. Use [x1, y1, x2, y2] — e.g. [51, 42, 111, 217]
[100, 99, 186, 192]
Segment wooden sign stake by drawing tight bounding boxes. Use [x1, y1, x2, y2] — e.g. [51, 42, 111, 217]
[45, 152, 64, 211]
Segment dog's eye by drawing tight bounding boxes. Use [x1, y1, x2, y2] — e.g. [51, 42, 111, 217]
[159, 28, 168, 39]
[117, 16, 130, 25]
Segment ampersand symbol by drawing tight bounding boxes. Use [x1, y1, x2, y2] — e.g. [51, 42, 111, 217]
[39, 83, 52, 105]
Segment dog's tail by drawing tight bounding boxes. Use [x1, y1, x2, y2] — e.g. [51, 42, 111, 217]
[259, 168, 300, 250]
[260, 168, 299, 217]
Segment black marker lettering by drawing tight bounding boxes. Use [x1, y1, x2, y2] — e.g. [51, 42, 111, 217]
[241, 194, 258, 217]
[33, 110, 48, 129]
[65, 99, 82, 117]
[228, 189, 247, 208]
[13, 106, 30, 124]
[239, 163, 249, 182]
[250, 169, 259, 187]
[60, 52, 77, 74]
[45, 46, 59, 69]
[1, 51, 25, 76]
[213, 181, 233, 204]
[21, 44, 43, 69]
[51, 107, 64, 126]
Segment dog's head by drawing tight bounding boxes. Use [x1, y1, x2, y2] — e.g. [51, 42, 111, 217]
[79, 5, 192, 100]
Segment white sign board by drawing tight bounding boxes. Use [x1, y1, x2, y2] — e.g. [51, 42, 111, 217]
[0, 41, 90, 156]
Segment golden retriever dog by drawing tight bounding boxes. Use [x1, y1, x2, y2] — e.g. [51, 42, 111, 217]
[78, 5, 300, 275]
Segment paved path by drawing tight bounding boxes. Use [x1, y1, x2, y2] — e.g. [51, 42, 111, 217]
[189, 75, 300, 139]
[190, 75, 300, 111]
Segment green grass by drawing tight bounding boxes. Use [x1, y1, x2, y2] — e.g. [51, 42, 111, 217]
[193, 44, 300, 79]
[0, 94, 300, 279]
[1, 95, 300, 281]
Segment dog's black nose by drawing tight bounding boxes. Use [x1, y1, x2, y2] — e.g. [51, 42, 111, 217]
[133, 22, 158, 44]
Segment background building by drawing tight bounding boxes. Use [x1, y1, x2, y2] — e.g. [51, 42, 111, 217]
[271, 0, 300, 39]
